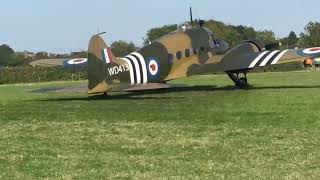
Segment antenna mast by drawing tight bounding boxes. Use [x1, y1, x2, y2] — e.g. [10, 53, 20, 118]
[190, 6, 194, 26]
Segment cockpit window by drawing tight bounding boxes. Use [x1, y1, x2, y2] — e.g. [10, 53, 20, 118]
[215, 38, 222, 46]
[209, 35, 219, 48]
[193, 48, 198, 55]
[200, 47, 205, 53]
[168, 54, 174, 64]
[176, 51, 182, 60]
[185, 49, 190, 57]
[177, 23, 192, 32]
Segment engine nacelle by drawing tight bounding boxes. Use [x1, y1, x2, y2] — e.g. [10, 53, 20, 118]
[219, 40, 263, 71]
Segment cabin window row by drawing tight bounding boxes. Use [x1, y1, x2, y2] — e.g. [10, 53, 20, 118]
[168, 47, 205, 64]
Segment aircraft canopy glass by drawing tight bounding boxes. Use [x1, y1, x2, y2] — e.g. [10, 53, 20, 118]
[177, 23, 192, 32]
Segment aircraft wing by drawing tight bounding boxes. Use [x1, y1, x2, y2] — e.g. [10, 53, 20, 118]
[29, 58, 88, 68]
[219, 46, 320, 72]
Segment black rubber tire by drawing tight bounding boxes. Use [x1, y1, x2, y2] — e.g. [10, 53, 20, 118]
[236, 80, 249, 90]
[239, 77, 248, 83]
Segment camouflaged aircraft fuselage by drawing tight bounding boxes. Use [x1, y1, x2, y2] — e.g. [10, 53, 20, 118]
[87, 26, 229, 93]
[87, 25, 320, 94]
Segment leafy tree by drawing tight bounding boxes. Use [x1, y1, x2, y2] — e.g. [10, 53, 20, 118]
[256, 30, 276, 44]
[287, 31, 298, 46]
[0, 44, 24, 66]
[35, 51, 49, 59]
[110, 40, 137, 57]
[299, 22, 320, 47]
[280, 31, 299, 48]
[0, 44, 14, 55]
[143, 25, 177, 45]
[225, 29, 242, 47]
[235, 25, 257, 40]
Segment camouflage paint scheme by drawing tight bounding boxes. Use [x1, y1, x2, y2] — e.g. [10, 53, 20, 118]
[87, 24, 320, 94]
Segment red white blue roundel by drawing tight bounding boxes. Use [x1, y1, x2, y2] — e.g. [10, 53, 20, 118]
[303, 47, 320, 54]
[147, 57, 160, 78]
[67, 58, 87, 65]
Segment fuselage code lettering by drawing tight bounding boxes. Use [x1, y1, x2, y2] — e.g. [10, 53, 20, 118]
[107, 64, 130, 76]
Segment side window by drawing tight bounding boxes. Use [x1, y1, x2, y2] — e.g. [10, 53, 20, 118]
[193, 48, 198, 55]
[214, 38, 219, 46]
[200, 47, 205, 53]
[209, 35, 216, 48]
[185, 49, 190, 57]
[176, 51, 182, 60]
[168, 54, 174, 64]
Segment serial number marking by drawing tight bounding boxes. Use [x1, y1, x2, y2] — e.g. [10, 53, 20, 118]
[107, 64, 130, 76]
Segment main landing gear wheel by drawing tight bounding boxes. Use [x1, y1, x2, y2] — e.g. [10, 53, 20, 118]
[226, 71, 250, 89]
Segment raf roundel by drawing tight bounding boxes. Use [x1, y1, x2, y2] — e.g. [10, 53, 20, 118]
[67, 58, 88, 65]
[303, 47, 320, 54]
[147, 57, 160, 78]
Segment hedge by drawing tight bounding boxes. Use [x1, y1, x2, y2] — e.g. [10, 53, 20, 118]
[0, 66, 87, 84]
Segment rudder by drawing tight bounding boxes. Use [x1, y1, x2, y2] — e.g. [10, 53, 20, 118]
[87, 35, 114, 94]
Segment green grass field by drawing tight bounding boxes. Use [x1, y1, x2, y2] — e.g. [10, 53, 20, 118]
[1, 71, 320, 179]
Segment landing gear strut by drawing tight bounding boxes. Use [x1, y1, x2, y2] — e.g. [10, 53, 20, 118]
[226, 71, 250, 89]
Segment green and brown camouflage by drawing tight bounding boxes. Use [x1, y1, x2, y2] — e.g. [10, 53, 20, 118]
[87, 22, 320, 94]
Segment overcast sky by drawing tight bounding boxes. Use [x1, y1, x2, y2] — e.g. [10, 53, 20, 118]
[1, 0, 320, 53]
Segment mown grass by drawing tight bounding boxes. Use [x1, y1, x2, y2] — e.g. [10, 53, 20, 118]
[1, 71, 320, 179]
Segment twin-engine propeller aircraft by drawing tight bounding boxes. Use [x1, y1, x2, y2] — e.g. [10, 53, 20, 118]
[87, 11, 320, 94]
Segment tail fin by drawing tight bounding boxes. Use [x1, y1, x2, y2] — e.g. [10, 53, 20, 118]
[87, 35, 114, 94]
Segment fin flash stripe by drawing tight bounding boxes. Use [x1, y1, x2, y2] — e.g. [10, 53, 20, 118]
[102, 48, 113, 64]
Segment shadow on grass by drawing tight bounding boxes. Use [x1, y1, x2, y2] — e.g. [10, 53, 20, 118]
[29, 85, 217, 102]
[28, 84, 320, 102]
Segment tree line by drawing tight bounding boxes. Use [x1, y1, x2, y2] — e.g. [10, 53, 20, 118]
[143, 20, 320, 49]
[1, 20, 320, 66]
[105, 21, 320, 54]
